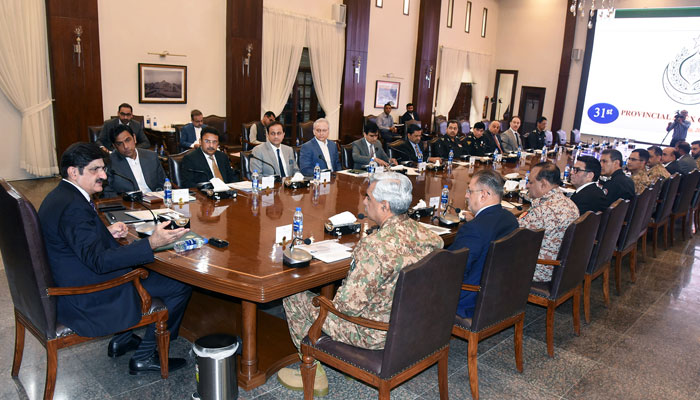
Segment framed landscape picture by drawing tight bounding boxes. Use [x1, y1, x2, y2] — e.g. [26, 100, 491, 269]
[138, 63, 187, 104]
[374, 80, 400, 108]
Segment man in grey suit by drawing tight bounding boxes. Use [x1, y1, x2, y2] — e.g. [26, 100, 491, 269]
[250, 121, 299, 178]
[351, 121, 397, 169]
[98, 103, 151, 152]
[675, 141, 696, 174]
[499, 116, 523, 153]
[103, 125, 166, 198]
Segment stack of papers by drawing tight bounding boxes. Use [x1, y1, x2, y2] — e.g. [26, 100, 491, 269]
[125, 208, 184, 221]
[149, 191, 196, 202]
[295, 240, 353, 263]
[500, 201, 522, 210]
[418, 222, 452, 235]
[229, 181, 253, 192]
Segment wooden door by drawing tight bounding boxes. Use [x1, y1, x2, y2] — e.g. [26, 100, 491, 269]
[518, 86, 546, 135]
[448, 83, 472, 121]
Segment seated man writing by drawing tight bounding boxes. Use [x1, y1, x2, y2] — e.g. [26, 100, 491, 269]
[277, 172, 443, 396]
[351, 121, 396, 169]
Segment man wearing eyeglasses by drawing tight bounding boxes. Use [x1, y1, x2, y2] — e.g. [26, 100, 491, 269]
[570, 155, 607, 215]
[626, 149, 652, 194]
[249, 121, 299, 178]
[180, 127, 239, 188]
[98, 103, 151, 152]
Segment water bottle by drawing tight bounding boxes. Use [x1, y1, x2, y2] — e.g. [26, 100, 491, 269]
[296, 137, 301, 147]
[541, 144, 547, 162]
[517, 146, 522, 159]
[159, 144, 165, 157]
[163, 178, 172, 208]
[251, 169, 260, 193]
[525, 170, 530, 185]
[313, 163, 321, 183]
[145, 115, 151, 129]
[173, 237, 208, 253]
[440, 185, 449, 211]
[563, 165, 571, 182]
[293, 207, 303, 242]
[368, 157, 377, 174]
[448, 149, 454, 167]
[493, 148, 499, 163]
[553, 143, 559, 154]
[152, 116, 158, 129]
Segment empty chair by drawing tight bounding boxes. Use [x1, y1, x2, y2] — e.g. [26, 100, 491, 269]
[647, 175, 680, 257]
[0, 179, 171, 400]
[241, 121, 255, 151]
[637, 178, 663, 261]
[300, 249, 469, 400]
[528, 211, 601, 357]
[298, 120, 314, 144]
[387, 139, 405, 160]
[669, 170, 700, 244]
[544, 130, 553, 146]
[612, 186, 654, 293]
[240, 150, 252, 180]
[340, 144, 354, 170]
[571, 129, 581, 144]
[583, 199, 629, 323]
[452, 228, 544, 400]
[168, 149, 194, 188]
[556, 129, 567, 145]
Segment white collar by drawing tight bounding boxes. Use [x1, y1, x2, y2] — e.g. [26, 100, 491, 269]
[62, 179, 91, 203]
[575, 181, 597, 193]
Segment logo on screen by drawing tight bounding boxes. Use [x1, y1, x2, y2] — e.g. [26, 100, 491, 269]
[587, 103, 619, 124]
[662, 35, 700, 105]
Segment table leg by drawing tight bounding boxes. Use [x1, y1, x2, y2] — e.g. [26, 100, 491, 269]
[238, 300, 266, 389]
[321, 284, 335, 299]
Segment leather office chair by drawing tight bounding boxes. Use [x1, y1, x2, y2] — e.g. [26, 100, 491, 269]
[240, 150, 252, 180]
[637, 178, 663, 261]
[669, 170, 700, 244]
[434, 115, 447, 135]
[203, 115, 227, 142]
[428, 137, 442, 159]
[0, 179, 171, 400]
[340, 144, 354, 170]
[298, 121, 314, 144]
[292, 145, 301, 164]
[300, 249, 469, 400]
[241, 121, 255, 151]
[528, 211, 600, 357]
[647, 174, 681, 257]
[612, 186, 654, 293]
[452, 228, 544, 400]
[690, 177, 700, 235]
[168, 149, 193, 188]
[387, 140, 405, 160]
[88, 125, 102, 144]
[583, 199, 629, 323]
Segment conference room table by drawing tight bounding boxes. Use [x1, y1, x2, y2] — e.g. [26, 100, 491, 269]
[106, 151, 570, 390]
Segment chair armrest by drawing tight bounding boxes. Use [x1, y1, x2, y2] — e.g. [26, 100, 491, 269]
[537, 259, 562, 266]
[307, 296, 389, 345]
[47, 268, 152, 314]
[461, 284, 480, 292]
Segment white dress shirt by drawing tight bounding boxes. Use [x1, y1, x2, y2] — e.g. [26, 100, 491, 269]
[575, 181, 597, 193]
[365, 138, 376, 158]
[268, 142, 288, 176]
[190, 126, 203, 148]
[62, 179, 91, 203]
[125, 151, 152, 193]
[316, 138, 333, 171]
[205, 152, 221, 177]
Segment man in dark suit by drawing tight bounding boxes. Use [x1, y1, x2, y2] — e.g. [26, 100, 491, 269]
[662, 146, 681, 175]
[675, 141, 696, 174]
[393, 124, 441, 164]
[600, 149, 635, 207]
[38, 142, 191, 375]
[526, 116, 547, 150]
[351, 121, 396, 169]
[448, 169, 519, 318]
[181, 127, 238, 188]
[570, 155, 607, 214]
[299, 118, 342, 175]
[98, 103, 151, 152]
[399, 103, 417, 124]
[103, 125, 166, 198]
[179, 109, 206, 151]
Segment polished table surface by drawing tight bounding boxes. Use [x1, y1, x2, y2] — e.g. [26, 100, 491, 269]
[110, 151, 569, 389]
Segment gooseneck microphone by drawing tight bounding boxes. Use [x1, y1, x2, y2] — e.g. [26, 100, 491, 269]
[111, 169, 139, 192]
[248, 154, 280, 177]
[110, 169, 143, 202]
[502, 198, 523, 210]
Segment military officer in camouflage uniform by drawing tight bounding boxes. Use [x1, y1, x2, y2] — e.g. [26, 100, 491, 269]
[626, 149, 652, 194]
[277, 172, 443, 395]
[465, 121, 489, 156]
[646, 146, 671, 182]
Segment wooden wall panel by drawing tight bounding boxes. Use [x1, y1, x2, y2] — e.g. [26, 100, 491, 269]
[339, 0, 370, 144]
[412, 1, 441, 129]
[226, 0, 263, 145]
[551, 6, 576, 133]
[46, 0, 103, 159]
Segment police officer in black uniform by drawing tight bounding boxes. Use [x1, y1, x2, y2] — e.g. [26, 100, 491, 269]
[527, 116, 548, 150]
[432, 120, 466, 158]
[465, 121, 489, 156]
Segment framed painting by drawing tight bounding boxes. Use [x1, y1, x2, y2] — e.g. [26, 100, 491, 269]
[138, 63, 187, 104]
[374, 80, 400, 108]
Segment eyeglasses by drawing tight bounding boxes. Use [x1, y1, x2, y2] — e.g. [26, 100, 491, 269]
[118, 112, 132, 117]
[627, 157, 641, 162]
[466, 188, 485, 195]
[571, 167, 591, 174]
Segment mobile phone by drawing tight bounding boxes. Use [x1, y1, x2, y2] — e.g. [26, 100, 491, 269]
[209, 237, 229, 248]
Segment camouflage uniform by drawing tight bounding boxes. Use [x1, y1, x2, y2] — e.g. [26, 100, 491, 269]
[283, 214, 443, 350]
[465, 133, 488, 156]
[519, 187, 579, 282]
[630, 169, 652, 194]
[647, 163, 671, 182]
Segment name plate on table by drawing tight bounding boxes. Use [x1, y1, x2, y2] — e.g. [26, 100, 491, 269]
[173, 189, 189, 203]
[429, 197, 440, 209]
[276, 224, 293, 244]
[418, 162, 427, 171]
[261, 176, 275, 190]
[320, 171, 331, 183]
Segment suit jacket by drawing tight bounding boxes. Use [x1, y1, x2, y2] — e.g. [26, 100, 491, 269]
[180, 148, 238, 188]
[250, 142, 299, 178]
[400, 111, 417, 124]
[98, 118, 151, 151]
[665, 160, 681, 176]
[677, 154, 696, 174]
[179, 122, 207, 151]
[570, 182, 608, 215]
[499, 128, 521, 152]
[483, 131, 500, 153]
[602, 169, 635, 207]
[103, 148, 166, 197]
[351, 138, 389, 168]
[299, 138, 342, 175]
[448, 205, 519, 318]
[394, 140, 424, 163]
[38, 181, 154, 337]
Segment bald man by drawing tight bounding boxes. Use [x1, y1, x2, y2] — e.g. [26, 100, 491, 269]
[485, 121, 503, 153]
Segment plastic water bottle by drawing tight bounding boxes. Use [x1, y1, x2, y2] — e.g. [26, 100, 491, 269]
[313, 163, 321, 183]
[251, 169, 260, 193]
[159, 144, 165, 157]
[152, 116, 158, 129]
[517, 146, 522, 159]
[145, 115, 151, 129]
[525, 171, 530, 185]
[368, 157, 377, 174]
[293, 207, 303, 242]
[553, 143, 559, 154]
[163, 178, 172, 208]
[493, 148, 499, 163]
[541, 145, 548, 162]
[448, 149, 454, 167]
[173, 237, 208, 253]
[296, 137, 301, 147]
[440, 185, 449, 211]
[563, 165, 571, 182]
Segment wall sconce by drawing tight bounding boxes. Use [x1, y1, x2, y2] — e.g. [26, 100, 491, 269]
[353, 56, 362, 83]
[425, 65, 433, 88]
[73, 26, 83, 67]
[242, 43, 253, 77]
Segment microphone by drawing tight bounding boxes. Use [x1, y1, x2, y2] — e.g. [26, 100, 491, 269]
[502, 198, 523, 210]
[248, 153, 279, 175]
[110, 170, 142, 201]
[387, 145, 415, 162]
[357, 213, 365, 220]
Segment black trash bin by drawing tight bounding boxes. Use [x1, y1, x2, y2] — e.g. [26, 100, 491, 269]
[192, 334, 241, 400]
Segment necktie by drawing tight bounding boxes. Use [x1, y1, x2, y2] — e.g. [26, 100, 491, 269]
[515, 131, 521, 148]
[370, 144, 375, 158]
[209, 155, 224, 180]
[413, 142, 422, 157]
[89, 200, 96, 212]
[276, 148, 286, 178]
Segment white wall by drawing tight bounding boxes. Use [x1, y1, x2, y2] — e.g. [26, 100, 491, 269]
[265, 0, 340, 20]
[0, 91, 34, 180]
[364, 0, 421, 118]
[98, 0, 227, 126]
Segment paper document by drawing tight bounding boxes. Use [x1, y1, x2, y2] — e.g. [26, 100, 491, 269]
[125, 208, 183, 221]
[337, 170, 369, 177]
[229, 181, 253, 192]
[501, 201, 522, 210]
[210, 177, 231, 192]
[418, 222, 451, 236]
[296, 240, 353, 263]
[149, 191, 196, 202]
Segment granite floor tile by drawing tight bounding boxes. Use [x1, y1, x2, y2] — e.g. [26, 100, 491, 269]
[393, 339, 469, 396]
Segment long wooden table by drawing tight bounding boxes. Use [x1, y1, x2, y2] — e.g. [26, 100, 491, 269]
[111, 152, 566, 390]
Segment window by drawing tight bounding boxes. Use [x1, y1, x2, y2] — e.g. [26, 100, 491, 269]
[280, 49, 325, 145]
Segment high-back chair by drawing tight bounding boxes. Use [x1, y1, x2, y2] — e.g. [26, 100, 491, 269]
[647, 174, 681, 257]
[340, 144, 354, 170]
[637, 178, 663, 260]
[300, 249, 469, 400]
[387, 139, 405, 161]
[240, 150, 253, 180]
[669, 170, 700, 244]
[168, 149, 194, 188]
[613, 186, 654, 293]
[0, 179, 171, 400]
[452, 228, 544, 400]
[528, 211, 601, 357]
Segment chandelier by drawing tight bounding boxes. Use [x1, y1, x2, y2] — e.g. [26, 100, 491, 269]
[570, 0, 615, 29]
